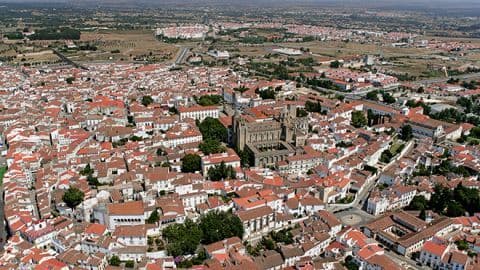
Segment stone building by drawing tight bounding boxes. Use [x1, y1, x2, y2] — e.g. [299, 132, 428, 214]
[233, 104, 308, 167]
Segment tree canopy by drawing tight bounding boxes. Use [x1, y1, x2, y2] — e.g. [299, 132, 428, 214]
[351, 111, 367, 128]
[196, 95, 222, 106]
[305, 100, 323, 113]
[199, 139, 225, 155]
[163, 211, 244, 257]
[400, 124, 413, 141]
[366, 90, 379, 101]
[330, 60, 342, 68]
[198, 211, 244, 244]
[109, 255, 121, 266]
[62, 187, 84, 209]
[258, 88, 276, 100]
[382, 92, 395, 104]
[181, 154, 201, 173]
[207, 161, 236, 181]
[198, 117, 228, 142]
[141, 95, 154, 107]
[408, 184, 480, 217]
[30, 28, 80, 40]
[147, 209, 160, 224]
[163, 219, 203, 257]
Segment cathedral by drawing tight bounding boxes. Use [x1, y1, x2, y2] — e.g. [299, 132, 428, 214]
[233, 104, 308, 167]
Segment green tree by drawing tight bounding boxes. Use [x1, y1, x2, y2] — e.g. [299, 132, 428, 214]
[296, 108, 308, 117]
[382, 92, 396, 104]
[87, 175, 100, 186]
[125, 261, 134, 268]
[181, 154, 201, 173]
[400, 124, 413, 141]
[62, 187, 84, 209]
[380, 149, 393, 163]
[366, 90, 379, 101]
[156, 148, 166, 156]
[343, 255, 359, 270]
[30, 28, 81, 40]
[198, 211, 244, 244]
[236, 149, 252, 167]
[457, 97, 473, 113]
[147, 209, 160, 224]
[270, 229, 294, 244]
[330, 60, 341, 68]
[141, 95, 154, 107]
[429, 185, 452, 214]
[273, 64, 289, 80]
[80, 163, 94, 176]
[261, 237, 276, 250]
[197, 95, 223, 106]
[199, 139, 225, 155]
[207, 161, 236, 181]
[456, 240, 469, 251]
[446, 201, 465, 217]
[351, 111, 367, 128]
[163, 219, 202, 256]
[109, 255, 121, 266]
[407, 195, 428, 211]
[305, 101, 322, 113]
[453, 184, 480, 215]
[258, 88, 276, 100]
[419, 209, 426, 220]
[198, 117, 228, 142]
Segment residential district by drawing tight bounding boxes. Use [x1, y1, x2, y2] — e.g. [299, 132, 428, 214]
[0, 59, 480, 270]
[0, 3, 480, 270]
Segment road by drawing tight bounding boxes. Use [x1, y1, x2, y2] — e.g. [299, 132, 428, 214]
[330, 140, 414, 227]
[417, 72, 480, 85]
[384, 250, 429, 270]
[174, 47, 190, 65]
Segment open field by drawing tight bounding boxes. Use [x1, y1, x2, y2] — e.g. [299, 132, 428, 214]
[77, 30, 178, 62]
[278, 40, 480, 78]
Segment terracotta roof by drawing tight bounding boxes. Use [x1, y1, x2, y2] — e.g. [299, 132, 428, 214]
[422, 241, 448, 257]
[107, 200, 144, 216]
[236, 206, 273, 222]
[113, 224, 146, 238]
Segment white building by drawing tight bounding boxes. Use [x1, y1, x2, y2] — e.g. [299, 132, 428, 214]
[178, 105, 219, 121]
[366, 186, 417, 216]
[113, 225, 147, 247]
[106, 201, 146, 230]
[201, 149, 241, 175]
[237, 206, 275, 240]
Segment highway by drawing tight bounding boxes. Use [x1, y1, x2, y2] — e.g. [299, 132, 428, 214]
[174, 47, 190, 65]
[417, 71, 480, 85]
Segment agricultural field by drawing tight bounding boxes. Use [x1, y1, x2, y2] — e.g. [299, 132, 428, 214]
[75, 30, 178, 62]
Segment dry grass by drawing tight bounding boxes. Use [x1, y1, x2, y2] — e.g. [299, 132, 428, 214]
[79, 30, 178, 61]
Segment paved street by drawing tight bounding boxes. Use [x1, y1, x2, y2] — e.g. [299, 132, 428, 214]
[384, 250, 429, 270]
[330, 141, 414, 227]
[174, 47, 190, 65]
[417, 71, 480, 85]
